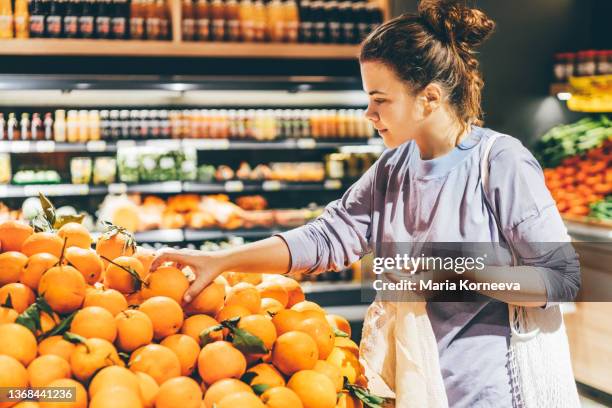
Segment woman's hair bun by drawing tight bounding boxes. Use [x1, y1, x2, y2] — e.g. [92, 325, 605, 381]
[418, 0, 495, 48]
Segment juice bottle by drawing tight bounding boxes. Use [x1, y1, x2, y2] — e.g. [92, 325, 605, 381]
[145, 0, 160, 39]
[7, 113, 18, 140]
[209, 0, 225, 41]
[78, 0, 95, 38]
[31, 113, 43, 140]
[252, 0, 264, 41]
[67, 110, 78, 142]
[265, 0, 282, 42]
[62, 0, 79, 38]
[195, 0, 209, 40]
[14, 0, 29, 38]
[0, 0, 13, 39]
[298, 0, 312, 43]
[29, 0, 45, 37]
[129, 0, 145, 39]
[45, 0, 63, 38]
[181, 0, 195, 41]
[20, 113, 30, 140]
[111, 0, 128, 39]
[282, 0, 298, 42]
[157, 0, 169, 40]
[54, 110, 66, 142]
[95, 0, 112, 39]
[225, 0, 239, 41]
[78, 110, 89, 141]
[43, 113, 53, 140]
[238, 0, 253, 42]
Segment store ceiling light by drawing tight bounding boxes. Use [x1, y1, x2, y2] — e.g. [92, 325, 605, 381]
[557, 92, 572, 101]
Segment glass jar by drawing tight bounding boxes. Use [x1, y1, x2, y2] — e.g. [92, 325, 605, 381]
[71, 157, 93, 184]
[93, 157, 117, 185]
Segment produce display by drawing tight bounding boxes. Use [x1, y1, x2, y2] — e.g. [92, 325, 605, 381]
[0, 196, 382, 408]
[98, 193, 324, 232]
[536, 116, 612, 220]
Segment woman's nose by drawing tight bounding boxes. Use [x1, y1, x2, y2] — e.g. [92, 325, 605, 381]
[365, 104, 379, 122]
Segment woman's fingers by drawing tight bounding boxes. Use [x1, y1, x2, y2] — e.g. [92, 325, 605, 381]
[151, 248, 191, 271]
[183, 272, 215, 304]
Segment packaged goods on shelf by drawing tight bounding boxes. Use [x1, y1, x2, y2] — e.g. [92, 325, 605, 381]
[553, 50, 612, 82]
[117, 146, 197, 183]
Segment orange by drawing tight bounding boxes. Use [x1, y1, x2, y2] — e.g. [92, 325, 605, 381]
[0, 283, 35, 313]
[88, 366, 140, 399]
[128, 344, 181, 385]
[260, 297, 284, 315]
[64, 247, 104, 285]
[27, 355, 72, 388]
[256, 281, 289, 307]
[126, 292, 144, 306]
[333, 338, 359, 359]
[140, 266, 189, 303]
[96, 231, 136, 268]
[313, 360, 343, 393]
[89, 386, 141, 408]
[272, 331, 318, 376]
[215, 304, 250, 323]
[326, 314, 352, 338]
[83, 288, 128, 316]
[38, 378, 88, 408]
[203, 379, 252, 408]
[115, 309, 154, 352]
[57, 222, 92, 249]
[160, 334, 200, 376]
[198, 341, 246, 385]
[0, 323, 37, 365]
[326, 347, 361, 384]
[37, 311, 60, 336]
[335, 393, 364, 408]
[21, 232, 64, 258]
[138, 296, 184, 340]
[296, 317, 335, 360]
[0, 220, 33, 252]
[70, 338, 122, 382]
[237, 314, 277, 351]
[38, 336, 76, 362]
[272, 309, 305, 336]
[287, 370, 337, 408]
[279, 277, 305, 308]
[291, 301, 326, 316]
[0, 306, 18, 324]
[246, 363, 285, 388]
[0, 355, 28, 408]
[261, 386, 304, 408]
[217, 392, 265, 408]
[135, 372, 158, 408]
[155, 376, 202, 408]
[69, 306, 117, 342]
[0, 251, 28, 286]
[225, 282, 261, 314]
[38, 265, 86, 314]
[20, 253, 58, 290]
[134, 246, 155, 275]
[184, 282, 225, 317]
[103, 256, 145, 294]
[181, 314, 223, 345]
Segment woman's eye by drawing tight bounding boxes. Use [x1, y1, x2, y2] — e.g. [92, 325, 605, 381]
[373, 99, 386, 104]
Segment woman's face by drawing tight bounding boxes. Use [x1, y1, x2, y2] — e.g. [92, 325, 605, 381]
[360, 61, 421, 149]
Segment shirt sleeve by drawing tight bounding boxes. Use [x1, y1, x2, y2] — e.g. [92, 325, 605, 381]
[487, 137, 580, 305]
[275, 161, 377, 275]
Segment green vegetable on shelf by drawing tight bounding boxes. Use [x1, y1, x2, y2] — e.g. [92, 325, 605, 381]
[589, 196, 612, 221]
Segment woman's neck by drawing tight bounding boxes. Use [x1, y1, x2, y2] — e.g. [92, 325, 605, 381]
[416, 120, 470, 160]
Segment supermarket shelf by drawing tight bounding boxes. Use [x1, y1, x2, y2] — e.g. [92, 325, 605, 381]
[0, 139, 377, 154]
[0, 39, 361, 60]
[565, 219, 612, 242]
[184, 228, 290, 241]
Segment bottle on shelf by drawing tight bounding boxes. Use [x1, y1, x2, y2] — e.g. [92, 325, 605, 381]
[66, 110, 78, 142]
[20, 113, 30, 140]
[298, 0, 312, 43]
[129, 0, 145, 39]
[145, 0, 161, 40]
[325, 0, 340, 44]
[195, 0, 209, 40]
[283, 0, 298, 42]
[78, 0, 95, 38]
[225, 0, 239, 41]
[88, 110, 100, 140]
[109, 109, 120, 139]
[29, 0, 46, 37]
[252, 0, 265, 41]
[14, 0, 29, 38]
[182, 0, 195, 41]
[95, 0, 112, 38]
[31, 113, 44, 140]
[43, 112, 53, 140]
[7, 113, 18, 140]
[0, 0, 13, 38]
[0, 113, 5, 141]
[157, 0, 169, 40]
[45, 0, 63, 38]
[54, 110, 66, 142]
[111, 0, 128, 39]
[338, 0, 355, 44]
[265, 0, 283, 42]
[355, 1, 369, 41]
[238, 0, 254, 42]
[62, 0, 79, 38]
[311, 0, 325, 43]
[209, 0, 225, 41]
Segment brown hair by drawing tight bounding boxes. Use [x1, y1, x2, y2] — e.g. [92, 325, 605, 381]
[360, 0, 495, 127]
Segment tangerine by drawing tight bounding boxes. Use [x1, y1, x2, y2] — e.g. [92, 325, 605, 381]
[0, 251, 29, 286]
[155, 376, 202, 408]
[128, 344, 181, 386]
[115, 309, 154, 353]
[184, 282, 225, 317]
[38, 378, 88, 408]
[260, 386, 304, 408]
[57, 223, 92, 249]
[272, 331, 318, 376]
[138, 296, 184, 340]
[65, 247, 104, 285]
[0, 221, 33, 253]
[197, 341, 246, 385]
[83, 288, 128, 317]
[287, 370, 337, 408]
[103, 256, 145, 294]
[21, 232, 64, 258]
[69, 306, 117, 342]
[70, 338, 122, 382]
[140, 266, 189, 304]
[38, 336, 76, 362]
[0, 283, 35, 313]
[38, 265, 86, 314]
[0, 323, 38, 365]
[202, 379, 252, 408]
[20, 253, 58, 290]
[160, 334, 200, 376]
[27, 355, 72, 388]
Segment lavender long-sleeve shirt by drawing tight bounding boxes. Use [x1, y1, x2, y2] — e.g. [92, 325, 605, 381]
[277, 126, 580, 407]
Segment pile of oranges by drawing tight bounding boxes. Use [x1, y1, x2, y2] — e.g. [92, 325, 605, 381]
[0, 218, 376, 408]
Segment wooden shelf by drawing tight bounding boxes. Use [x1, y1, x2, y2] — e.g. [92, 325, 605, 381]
[0, 39, 361, 60]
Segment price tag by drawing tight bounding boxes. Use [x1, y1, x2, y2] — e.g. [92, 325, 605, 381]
[86, 140, 107, 152]
[35, 141, 56, 153]
[146, 139, 181, 150]
[224, 180, 244, 192]
[184, 139, 231, 150]
[297, 138, 316, 149]
[10, 141, 31, 153]
[262, 180, 282, 191]
[108, 183, 128, 194]
[24, 184, 89, 197]
[117, 140, 136, 149]
[324, 180, 342, 190]
[158, 181, 183, 193]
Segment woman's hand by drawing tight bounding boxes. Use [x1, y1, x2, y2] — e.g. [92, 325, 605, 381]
[151, 248, 224, 304]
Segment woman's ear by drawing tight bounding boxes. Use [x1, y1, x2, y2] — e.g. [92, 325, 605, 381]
[417, 83, 443, 119]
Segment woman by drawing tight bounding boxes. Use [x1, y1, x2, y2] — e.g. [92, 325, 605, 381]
[152, 1, 579, 406]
